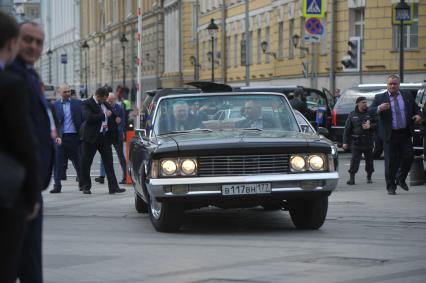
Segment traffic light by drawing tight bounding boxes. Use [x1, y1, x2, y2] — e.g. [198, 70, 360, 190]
[341, 37, 361, 71]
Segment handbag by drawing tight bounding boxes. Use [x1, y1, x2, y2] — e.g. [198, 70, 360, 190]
[0, 150, 26, 208]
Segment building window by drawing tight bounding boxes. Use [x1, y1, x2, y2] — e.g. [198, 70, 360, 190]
[278, 21, 284, 59]
[227, 36, 231, 67]
[265, 26, 270, 63]
[257, 28, 262, 64]
[350, 8, 364, 49]
[300, 17, 306, 58]
[249, 31, 253, 65]
[234, 34, 238, 67]
[288, 19, 294, 59]
[393, 4, 418, 49]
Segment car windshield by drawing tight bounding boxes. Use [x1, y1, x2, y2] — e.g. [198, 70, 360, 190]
[153, 94, 300, 135]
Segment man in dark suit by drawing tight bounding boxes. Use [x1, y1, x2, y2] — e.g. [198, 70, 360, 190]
[236, 100, 276, 129]
[0, 12, 41, 283]
[79, 87, 125, 194]
[8, 21, 56, 283]
[95, 92, 127, 184]
[51, 84, 82, 193]
[290, 89, 314, 121]
[369, 74, 422, 195]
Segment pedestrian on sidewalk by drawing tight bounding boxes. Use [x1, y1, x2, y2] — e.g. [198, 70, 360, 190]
[51, 84, 82, 193]
[79, 87, 125, 195]
[369, 75, 422, 195]
[343, 96, 376, 185]
[95, 92, 127, 185]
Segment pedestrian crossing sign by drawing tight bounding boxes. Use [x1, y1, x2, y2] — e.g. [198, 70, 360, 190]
[303, 0, 325, 18]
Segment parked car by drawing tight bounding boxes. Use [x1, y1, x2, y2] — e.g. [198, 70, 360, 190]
[331, 83, 425, 157]
[129, 91, 339, 232]
[233, 85, 335, 132]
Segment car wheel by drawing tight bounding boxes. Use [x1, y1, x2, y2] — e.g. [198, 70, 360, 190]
[148, 196, 184, 232]
[289, 196, 328, 229]
[135, 193, 148, 213]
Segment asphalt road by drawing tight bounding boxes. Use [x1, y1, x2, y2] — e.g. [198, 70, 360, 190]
[42, 152, 426, 283]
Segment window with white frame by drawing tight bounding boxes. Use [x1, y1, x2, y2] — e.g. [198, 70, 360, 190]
[288, 19, 294, 59]
[350, 8, 364, 49]
[257, 28, 262, 64]
[265, 26, 270, 63]
[393, 3, 418, 49]
[278, 21, 284, 59]
[300, 17, 306, 58]
[234, 34, 238, 67]
[227, 36, 231, 67]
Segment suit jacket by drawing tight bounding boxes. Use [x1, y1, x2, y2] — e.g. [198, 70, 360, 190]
[0, 69, 40, 211]
[7, 57, 54, 192]
[54, 98, 82, 137]
[369, 91, 421, 141]
[80, 97, 118, 143]
[112, 103, 125, 140]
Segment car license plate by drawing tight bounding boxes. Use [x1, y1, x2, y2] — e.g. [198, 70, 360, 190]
[222, 183, 271, 195]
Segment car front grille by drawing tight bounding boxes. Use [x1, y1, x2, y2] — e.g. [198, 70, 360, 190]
[198, 154, 289, 176]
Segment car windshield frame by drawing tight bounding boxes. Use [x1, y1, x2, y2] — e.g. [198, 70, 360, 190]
[151, 92, 301, 137]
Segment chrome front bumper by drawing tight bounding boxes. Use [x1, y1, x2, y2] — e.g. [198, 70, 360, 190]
[147, 172, 339, 199]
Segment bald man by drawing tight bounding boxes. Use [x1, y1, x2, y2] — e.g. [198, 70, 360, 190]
[95, 92, 127, 184]
[7, 20, 55, 283]
[51, 84, 82, 193]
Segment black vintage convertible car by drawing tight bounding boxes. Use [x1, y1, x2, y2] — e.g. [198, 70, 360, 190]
[129, 92, 339, 232]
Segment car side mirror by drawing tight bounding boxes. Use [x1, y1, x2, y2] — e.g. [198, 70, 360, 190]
[135, 128, 147, 139]
[317, 127, 329, 136]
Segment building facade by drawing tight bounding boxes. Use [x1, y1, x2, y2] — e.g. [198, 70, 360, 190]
[192, 0, 425, 91]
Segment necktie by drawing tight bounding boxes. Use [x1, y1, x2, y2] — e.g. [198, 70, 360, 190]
[392, 94, 404, 129]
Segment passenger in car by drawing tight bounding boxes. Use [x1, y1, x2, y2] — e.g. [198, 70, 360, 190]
[235, 100, 276, 129]
[161, 100, 202, 132]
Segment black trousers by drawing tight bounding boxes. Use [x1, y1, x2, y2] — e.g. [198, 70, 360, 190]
[100, 138, 126, 180]
[348, 145, 374, 174]
[54, 133, 81, 189]
[383, 129, 414, 189]
[80, 134, 120, 192]
[0, 204, 26, 283]
[18, 193, 43, 283]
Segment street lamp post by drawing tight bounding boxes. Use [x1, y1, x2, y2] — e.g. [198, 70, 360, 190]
[206, 19, 218, 82]
[81, 41, 89, 98]
[395, 0, 411, 83]
[119, 33, 129, 88]
[47, 48, 53, 84]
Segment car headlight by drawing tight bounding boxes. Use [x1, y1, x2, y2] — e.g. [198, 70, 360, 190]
[161, 159, 177, 176]
[308, 155, 324, 171]
[290, 156, 306, 171]
[181, 159, 197, 175]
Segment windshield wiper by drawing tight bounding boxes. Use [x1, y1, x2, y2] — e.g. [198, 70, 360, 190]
[241, 127, 263, 131]
[188, 128, 213, 133]
[159, 131, 190, 135]
[159, 129, 213, 135]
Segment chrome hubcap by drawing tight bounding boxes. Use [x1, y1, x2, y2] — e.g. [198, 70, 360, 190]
[150, 196, 162, 220]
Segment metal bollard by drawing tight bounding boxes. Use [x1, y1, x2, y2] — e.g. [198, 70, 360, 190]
[409, 155, 425, 186]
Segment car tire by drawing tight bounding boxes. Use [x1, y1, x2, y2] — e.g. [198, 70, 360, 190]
[148, 196, 184, 232]
[135, 193, 148, 213]
[289, 196, 328, 230]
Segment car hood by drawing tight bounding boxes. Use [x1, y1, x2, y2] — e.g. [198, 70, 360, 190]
[153, 130, 333, 156]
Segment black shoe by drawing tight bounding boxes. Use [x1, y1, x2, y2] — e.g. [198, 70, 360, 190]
[109, 188, 126, 194]
[119, 178, 126, 184]
[83, 189, 91, 194]
[397, 180, 409, 191]
[387, 185, 396, 195]
[367, 179, 372, 184]
[95, 176, 105, 184]
[346, 173, 355, 185]
[50, 187, 61, 193]
[61, 175, 67, 181]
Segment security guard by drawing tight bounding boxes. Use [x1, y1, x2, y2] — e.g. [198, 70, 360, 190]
[343, 96, 376, 185]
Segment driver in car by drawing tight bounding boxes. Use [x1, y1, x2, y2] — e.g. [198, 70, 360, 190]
[235, 100, 276, 129]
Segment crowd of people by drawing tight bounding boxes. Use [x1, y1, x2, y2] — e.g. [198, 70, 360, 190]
[0, 12, 130, 283]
